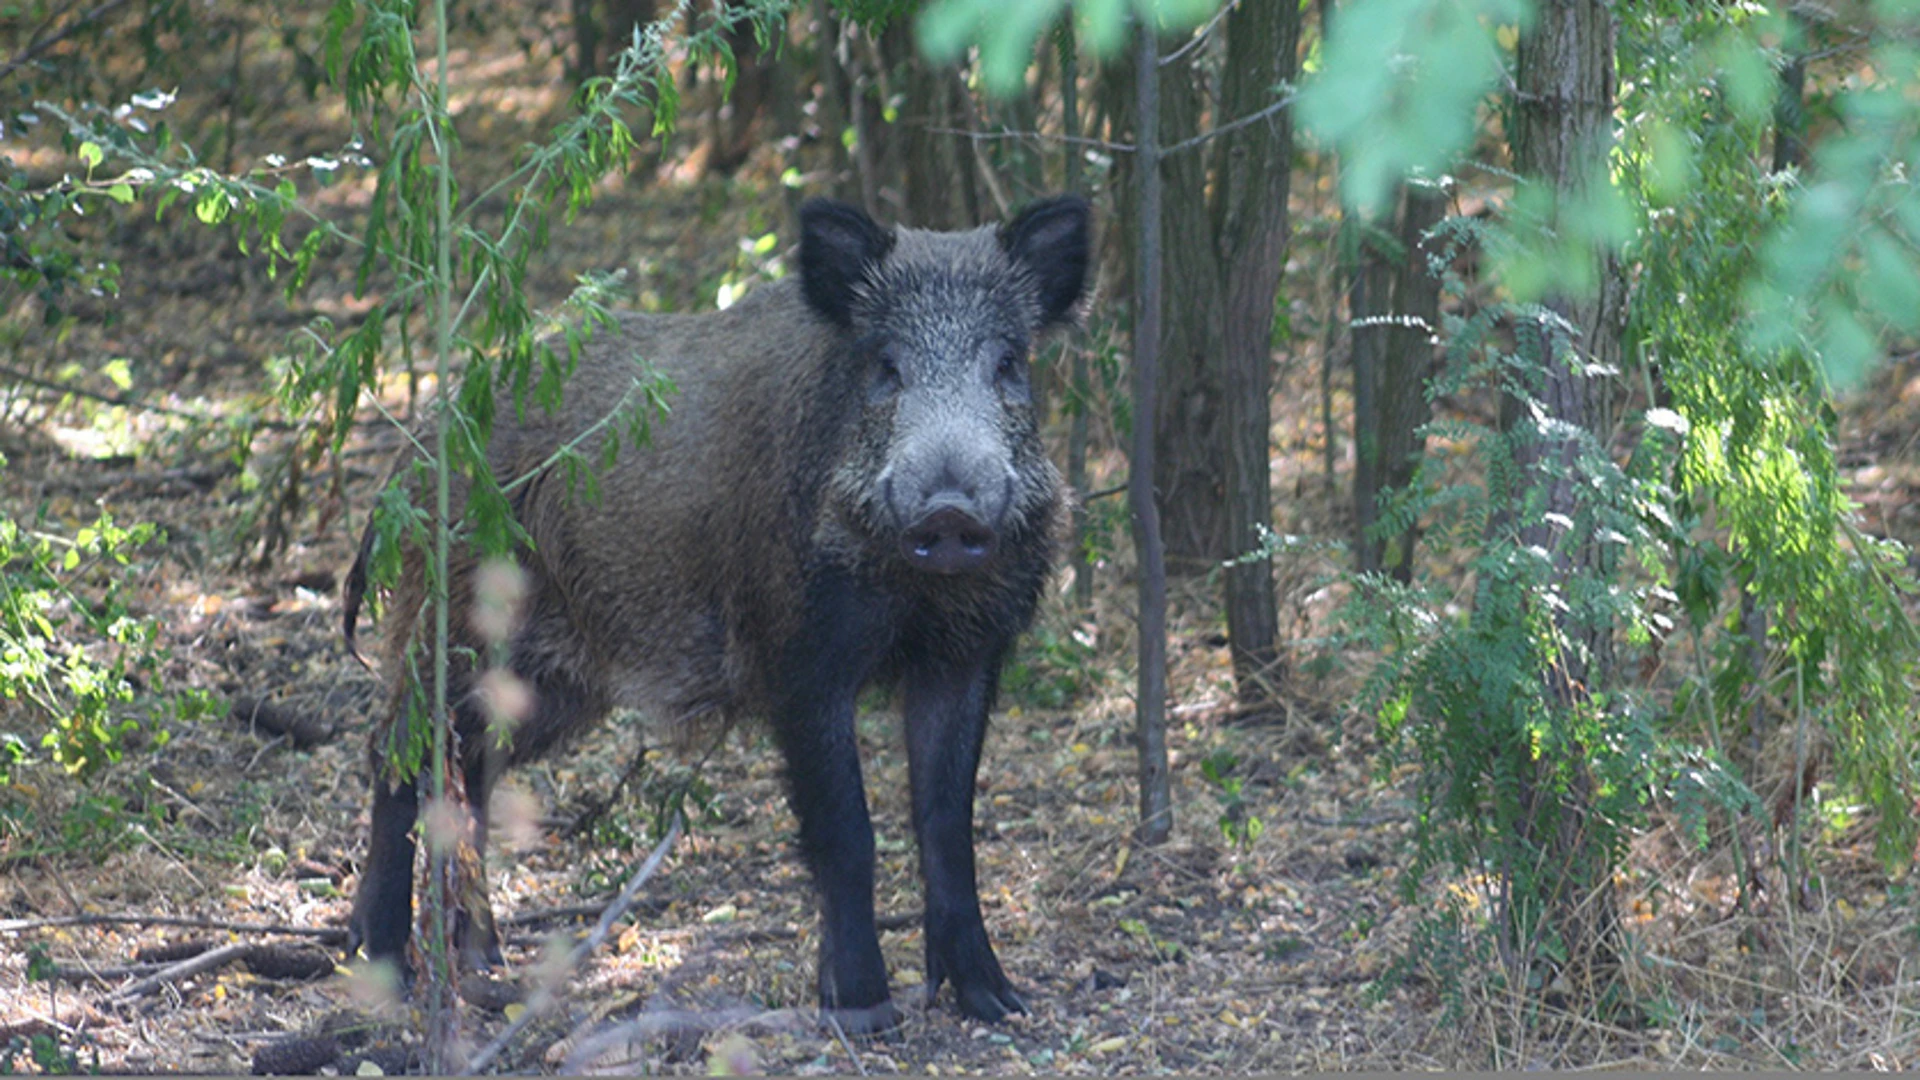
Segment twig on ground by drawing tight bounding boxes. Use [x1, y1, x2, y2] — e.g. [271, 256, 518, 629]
[106, 941, 253, 1002]
[464, 812, 683, 1074]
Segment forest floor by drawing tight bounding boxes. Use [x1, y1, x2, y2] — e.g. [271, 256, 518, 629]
[2, 13, 1918, 1075]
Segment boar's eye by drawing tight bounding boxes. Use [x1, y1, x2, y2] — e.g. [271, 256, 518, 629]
[995, 346, 1025, 385]
[871, 347, 903, 401]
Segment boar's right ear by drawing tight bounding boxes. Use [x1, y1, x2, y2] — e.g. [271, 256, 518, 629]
[1000, 194, 1091, 328]
[799, 198, 894, 329]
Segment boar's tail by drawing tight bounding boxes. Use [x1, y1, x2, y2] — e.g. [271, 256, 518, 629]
[343, 515, 377, 670]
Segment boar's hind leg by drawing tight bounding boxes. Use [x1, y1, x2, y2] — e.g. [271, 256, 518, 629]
[903, 655, 1025, 1023]
[350, 694, 501, 973]
[454, 655, 608, 968]
[451, 728, 505, 969]
[350, 766, 419, 969]
[772, 583, 900, 1035]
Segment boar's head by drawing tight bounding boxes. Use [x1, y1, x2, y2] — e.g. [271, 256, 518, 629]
[800, 196, 1091, 577]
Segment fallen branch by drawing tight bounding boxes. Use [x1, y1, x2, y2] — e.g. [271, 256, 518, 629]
[464, 813, 683, 1074]
[229, 694, 337, 749]
[32, 462, 240, 495]
[0, 913, 347, 943]
[500, 896, 671, 929]
[51, 960, 171, 984]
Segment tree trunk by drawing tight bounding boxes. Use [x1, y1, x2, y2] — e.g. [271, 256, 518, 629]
[1152, 47, 1228, 568]
[1100, 3, 1298, 701]
[571, 0, 656, 81]
[1507, 0, 1626, 986]
[894, 16, 971, 231]
[1214, 0, 1297, 699]
[1354, 183, 1445, 580]
[1378, 183, 1444, 582]
[707, 16, 775, 175]
[1349, 210, 1395, 575]
[1131, 18, 1172, 847]
[812, 1, 859, 206]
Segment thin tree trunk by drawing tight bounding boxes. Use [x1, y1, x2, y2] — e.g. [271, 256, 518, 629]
[1061, 18, 1095, 611]
[1132, 18, 1171, 847]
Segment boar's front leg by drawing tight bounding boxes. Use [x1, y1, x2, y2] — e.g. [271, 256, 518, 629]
[773, 582, 900, 1035]
[904, 655, 1025, 1023]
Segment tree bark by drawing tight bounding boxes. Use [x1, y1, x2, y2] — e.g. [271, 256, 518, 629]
[1214, 0, 1297, 698]
[1378, 183, 1444, 582]
[1349, 211, 1395, 575]
[1506, 0, 1626, 986]
[1354, 183, 1445, 580]
[1151, 47, 1228, 567]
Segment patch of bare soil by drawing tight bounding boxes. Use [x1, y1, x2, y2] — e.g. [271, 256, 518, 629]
[3, 12, 1917, 1076]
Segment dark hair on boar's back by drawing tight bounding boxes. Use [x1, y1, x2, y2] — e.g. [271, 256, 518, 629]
[344, 195, 1091, 1035]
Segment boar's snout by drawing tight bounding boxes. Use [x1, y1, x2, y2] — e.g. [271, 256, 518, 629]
[882, 434, 1016, 575]
[902, 498, 997, 574]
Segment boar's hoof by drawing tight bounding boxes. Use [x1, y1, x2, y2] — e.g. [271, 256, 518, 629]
[951, 977, 1027, 1024]
[902, 507, 995, 574]
[823, 1000, 906, 1039]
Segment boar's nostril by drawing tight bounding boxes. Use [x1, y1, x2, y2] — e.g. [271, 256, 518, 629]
[901, 506, 996, 575]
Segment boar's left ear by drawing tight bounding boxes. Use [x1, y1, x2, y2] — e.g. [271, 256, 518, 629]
[799, 198, 895, 329]
[1000, 194, 1091, 328]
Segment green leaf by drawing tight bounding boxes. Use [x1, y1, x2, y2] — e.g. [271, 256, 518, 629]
[194, 189, 231, 225]
[1640, 119, 1694, 207]
[78, 141, 103, 170]
[1856, 228, 1920, 335]
[1708, 32, 1774, 124]
[919, 0, 1220, 97]
[1299, 0, 1529, 214]
[106, 182, 135, 205]
[1817, 306, 1879, 390]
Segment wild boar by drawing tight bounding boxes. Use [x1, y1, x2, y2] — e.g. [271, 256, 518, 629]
[344, 194, 1091, 1032]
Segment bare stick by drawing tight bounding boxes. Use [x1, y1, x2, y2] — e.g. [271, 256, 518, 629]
[463, 812, 682, 1074]
[824, 1011, 871, 1077]
[0, 913, 347, 942]
[107, 941, 253, 1002]
[1157, 0, 1236, 68]
[927, 125, 1136, 154]
[928, 91, 1293, 161]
